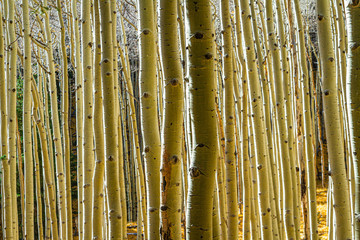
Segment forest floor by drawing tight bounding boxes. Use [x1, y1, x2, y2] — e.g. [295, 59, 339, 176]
[126, 188, 328, 240]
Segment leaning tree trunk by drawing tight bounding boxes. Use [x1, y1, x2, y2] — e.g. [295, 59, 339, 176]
[185, 0, 218, 238]
[346, 1, 360, 238]
[317, 0, 352, 239]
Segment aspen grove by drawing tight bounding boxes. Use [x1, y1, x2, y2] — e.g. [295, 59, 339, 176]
[0, 0, 359, 239]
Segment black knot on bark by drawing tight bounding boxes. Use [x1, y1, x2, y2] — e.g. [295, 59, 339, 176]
[170, 155, 179, 164]
[205, 53, 213, 59]
[143, 92, 150, 98]
[144, 146, 150, 153]
[160, 205, 168, 211]
[170, 78, 179, 86]
[142, 29, 150, 35]
[194, 32, 203, 39]
[189, 167, 201, 178]
[149, 207, 157, 213]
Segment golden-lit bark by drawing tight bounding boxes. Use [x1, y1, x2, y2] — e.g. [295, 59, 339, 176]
[139, 0, 161, 239]
[23, 0, 34, 238]
[185, 1, 218, 238]
[317, 0, 352, 238]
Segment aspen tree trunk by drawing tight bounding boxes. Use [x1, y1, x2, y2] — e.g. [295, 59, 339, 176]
[239, 0, 273, 238]
[71, 0, 84, 235]
[99, 0, 122, 238]
[7, 0, 18, 237]
[81, 0, 95, 237]
[317, 0, 352, 238]
[42, 66, 56, 193]
[56, 0, 73, 238]
[215, 101, 227, 240]
[233, 5, 252, 239]
[335, 0, 347, 94]
[16, 124, 25, 237]
[185, 0, 218, 238]
[38, 60, 52, 240]
[43, 1, 67, 238]
[220, 0, 238, 238]
[256, 7, 283, 233]
[138, 0, 161, 239]
[264, 0, 296, 238]
[237, 69, 251, 240]
[32, 75, 59, 240]
[92, 0, 105, 238]
[110, 2, 127, 238]
[216, 145, 227, 240]
[118, 100, 127, 239]
[248, 2, 280, 237]
[212, 183, 221, 240]
[274, 2, 300, 238]
[33, 124, 44, 240]
[0, 1, 13, 237]
[249, 115, 260, 240]
[293, 0, 318, 238]
[22, 0, 34, 238]
[159, 1, 185, 238]
[346, 1, 360, 238]
[118, 14, 148, 236]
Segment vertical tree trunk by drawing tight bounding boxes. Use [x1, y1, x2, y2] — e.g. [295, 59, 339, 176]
[185, 0, 218, 238]
[81, 0, 95, 237]
[33, 123, 44, 240]
[92, 0, 106, 238]
[99, 0, 122, 238]
[0, 1, 13, 238]
[43, 0, 67, 238]
[56, 0, 73, 238]
[22, 0, 34, 238]
[32, 71, 59, 240]
[71, 0, 84, 236]
[293, 0, 318, 238]
[138, 0, 161, 239]
[7, 0, 18, 237]
[346, 1, 360, 238]
[159, 0, 184, 239]
[220, 0, 238, 238]
[317, 0, 352, 238]
[239, 0, 273, 238]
